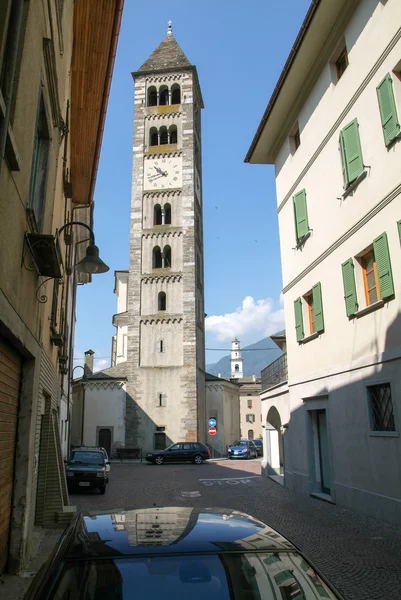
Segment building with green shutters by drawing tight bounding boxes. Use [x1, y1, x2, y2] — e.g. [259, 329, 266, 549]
[246, 0, 401, 526]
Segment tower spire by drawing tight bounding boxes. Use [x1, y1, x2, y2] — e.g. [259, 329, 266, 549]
[167, 20, 172, 35]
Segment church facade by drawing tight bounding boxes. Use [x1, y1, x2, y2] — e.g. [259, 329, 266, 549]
[112, 24, 206, 453]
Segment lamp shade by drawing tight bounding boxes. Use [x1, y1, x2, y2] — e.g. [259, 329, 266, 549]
[75, 244, 109, 274]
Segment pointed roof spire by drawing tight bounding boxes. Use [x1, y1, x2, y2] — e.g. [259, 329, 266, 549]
[135, 24, 192, 74]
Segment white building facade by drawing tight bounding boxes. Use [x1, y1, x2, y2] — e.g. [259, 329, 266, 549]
[247, 0, 401, 525]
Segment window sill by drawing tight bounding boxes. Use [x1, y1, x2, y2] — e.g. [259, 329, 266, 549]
[299, 332, 319, 344]
[369, 431, 399, 438]
[353, 300, 384, 318]
[342, 169, 367, 199]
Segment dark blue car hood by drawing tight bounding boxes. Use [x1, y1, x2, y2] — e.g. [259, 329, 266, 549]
[64, 507, 295, 559]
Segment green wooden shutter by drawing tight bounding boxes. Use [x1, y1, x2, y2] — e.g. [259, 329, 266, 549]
[339, 130, 349, 186]
[341, 119, 364, 186]
[377, 74, 400, 146]
[312, 282, 324, 332]
[294, 297, 304, 342]
[341, 259, 358, 316]
[293, 189, 309, 242]
[397, 220, 401, 243]
[373, 232, 394, 299]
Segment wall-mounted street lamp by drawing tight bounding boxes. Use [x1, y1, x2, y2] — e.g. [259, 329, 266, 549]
[58, 221, 109, 274]
[24, 220, 109, 280]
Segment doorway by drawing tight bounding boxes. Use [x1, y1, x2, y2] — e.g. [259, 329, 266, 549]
[98, 428, 112, 456]
[307, 405, 333, 497]
[265, 406, 284, 478]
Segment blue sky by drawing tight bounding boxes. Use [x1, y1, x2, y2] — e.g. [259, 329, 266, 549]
[74, 0, 310, 370]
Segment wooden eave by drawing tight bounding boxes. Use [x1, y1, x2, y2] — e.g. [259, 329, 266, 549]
[70, 0, 124, 205]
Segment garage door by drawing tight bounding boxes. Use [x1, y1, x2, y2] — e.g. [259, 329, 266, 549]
[0, 338, 21, 574]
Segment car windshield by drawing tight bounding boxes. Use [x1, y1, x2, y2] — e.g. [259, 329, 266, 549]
[68, 451, 104, 466]
[254, 440, 262, 446]
[51, 553, 337, 599]
[233, 440, 248, 447]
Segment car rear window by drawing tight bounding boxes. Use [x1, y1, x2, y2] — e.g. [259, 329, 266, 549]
[69, 451, 104, 465]
[51, 553, 338, 599]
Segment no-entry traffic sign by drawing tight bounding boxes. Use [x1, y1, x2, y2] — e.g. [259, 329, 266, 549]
[208, 426, 217, 436]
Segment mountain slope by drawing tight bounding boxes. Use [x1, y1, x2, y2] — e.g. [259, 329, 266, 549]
[206, 337, 282, 378]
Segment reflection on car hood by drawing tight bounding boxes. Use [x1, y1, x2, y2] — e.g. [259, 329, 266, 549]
[65, 508, 295, 559]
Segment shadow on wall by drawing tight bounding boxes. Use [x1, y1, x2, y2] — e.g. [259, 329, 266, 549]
[263, 308, 401, 525]
[124, 391, 173, 455]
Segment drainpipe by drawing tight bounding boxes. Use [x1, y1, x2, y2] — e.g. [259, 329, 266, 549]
[0, 0, 24, 179]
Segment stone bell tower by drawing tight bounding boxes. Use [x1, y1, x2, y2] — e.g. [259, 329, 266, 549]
[125, 22, 206, 453]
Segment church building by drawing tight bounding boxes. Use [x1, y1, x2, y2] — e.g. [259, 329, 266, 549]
[112, 23, 206, 453]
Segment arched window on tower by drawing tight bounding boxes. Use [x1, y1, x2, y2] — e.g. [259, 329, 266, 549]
[159, 126, 168, 145]
[163, 245, 171, 268]
[154, 204, 162, 225]
[158, 291, 166, 311]
[149, 127, 158, 146]
[159, 86, 169, 106]
[235, 364, 239, 372]
[164, 203, 171, 225]
[169, 125, 177, 145]
[148, 86, 157, 106]
[153, 246, 162, 269]
[171, 84, 181, 105]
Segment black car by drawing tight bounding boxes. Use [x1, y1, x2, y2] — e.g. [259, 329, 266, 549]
[25, 507, 344, 599]
[253, 438, 263, 456]
[65, 447, 109, 494]
[146, 442, 210, 465]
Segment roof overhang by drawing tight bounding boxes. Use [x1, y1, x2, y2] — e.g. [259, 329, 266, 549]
[245, 0, 357, 164]
[70, 0, 124, 205]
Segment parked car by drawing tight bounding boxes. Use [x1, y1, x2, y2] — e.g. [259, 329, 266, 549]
[71, 445, 111, 477]
[253, 438, 263, 456]
[65, 447, 109, 495]
[25, 507, 344, 599]
[146, 442, 210, 465]
[228, 439, 258, 459]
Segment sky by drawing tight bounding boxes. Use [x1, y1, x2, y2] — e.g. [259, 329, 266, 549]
[74, 0, 311, 372]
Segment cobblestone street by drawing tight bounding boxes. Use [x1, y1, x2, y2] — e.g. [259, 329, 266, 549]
[69, 459, 401, 600]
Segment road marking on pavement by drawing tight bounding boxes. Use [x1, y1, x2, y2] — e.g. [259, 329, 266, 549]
[199, 476, 259, 486]
[181, 491, 201, 497]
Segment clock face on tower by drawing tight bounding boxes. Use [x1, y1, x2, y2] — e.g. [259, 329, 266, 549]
[144, 156, 182, 191]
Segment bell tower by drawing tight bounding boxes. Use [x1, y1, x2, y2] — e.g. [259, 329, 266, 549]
[231, 338, 244, 379]
[126, 23, 206, 452]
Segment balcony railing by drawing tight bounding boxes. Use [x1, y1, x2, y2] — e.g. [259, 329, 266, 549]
[261, 353, 288, 390]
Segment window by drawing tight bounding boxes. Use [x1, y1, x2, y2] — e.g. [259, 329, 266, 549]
[149, 127, 158, 146]
[248, 429, 254, 440]
[339, 119, 364, 188]
[164, 203, 171, 225]
[158, 291, 166, 311]
[294, 283, 324, 342]
[289, 122, 300, 154]
[169, 125, 177, 144]
[29, 93, 50, 231]
[152, 246, 162, 269]
[247, 398, 253, 409]
[367, 383, 395, 432]
[163, 245, 171, 268]
[171, 84, 181, 104]
[50, 278, 60, 330]
[159, 86, 169, 106]
[246, 414, 255, 423]
[293, 189, 309, 243]
[362, 251, 380, 306]
[335, 47, 348, 80]
[159, 340, 164, 353]
[235, 364, 239, 372]
[159, 126, 168, 145]
[305, 292, 316, 335]
[157, 393, 167, 407]
[376, 73, 400, 146]
[154, 204, 162, 225]
[148, 86, 157, 106]
[341, 232, 394, 316]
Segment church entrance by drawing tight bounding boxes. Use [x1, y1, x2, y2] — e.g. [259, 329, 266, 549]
[98, 428, 112, 457]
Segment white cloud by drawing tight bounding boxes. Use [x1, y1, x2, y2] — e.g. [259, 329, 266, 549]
[205, 296, 284, 343]
[93, 358, 109, 373]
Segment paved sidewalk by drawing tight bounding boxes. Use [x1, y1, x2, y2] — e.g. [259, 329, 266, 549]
[0, 527, 64, 600]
